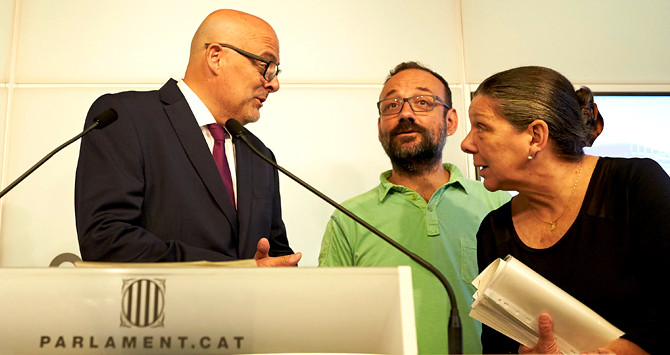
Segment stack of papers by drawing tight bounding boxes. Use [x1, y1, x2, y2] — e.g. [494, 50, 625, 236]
[470, 255, 623, 353]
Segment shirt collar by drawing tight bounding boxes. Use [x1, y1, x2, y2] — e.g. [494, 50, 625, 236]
[177, 79, 218, 128]
[376, 163, 470, 202]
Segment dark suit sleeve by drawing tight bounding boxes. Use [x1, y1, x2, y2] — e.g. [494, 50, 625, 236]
[75, 94, 239, 262]
[265, 148, 293, 257]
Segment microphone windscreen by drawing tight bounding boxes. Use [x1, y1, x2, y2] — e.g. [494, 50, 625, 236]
[94, 108, 118, 129]
[225, 119, 246, 138]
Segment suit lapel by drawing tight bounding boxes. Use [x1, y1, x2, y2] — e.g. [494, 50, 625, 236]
[159, 80, 239, 235]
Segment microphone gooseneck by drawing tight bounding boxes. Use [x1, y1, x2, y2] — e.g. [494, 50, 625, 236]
[0, 108, 118, 199]
[224, 118, 463, 354]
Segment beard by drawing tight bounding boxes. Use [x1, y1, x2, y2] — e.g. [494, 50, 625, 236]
[240, 113, 260, 125]
[222, 90, 265, 126]
[380, 118, 447, 175]
[238, 97, 262, 125]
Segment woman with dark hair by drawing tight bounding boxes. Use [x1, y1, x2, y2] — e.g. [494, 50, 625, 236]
[461, 66, 667, 354]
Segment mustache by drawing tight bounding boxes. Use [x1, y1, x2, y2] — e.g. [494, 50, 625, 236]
[389, 121, 428, 137]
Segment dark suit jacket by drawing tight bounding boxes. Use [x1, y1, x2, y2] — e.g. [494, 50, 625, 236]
[75, 79, 293, 261]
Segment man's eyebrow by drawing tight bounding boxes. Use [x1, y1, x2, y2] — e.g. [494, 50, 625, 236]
[382, 86, 433, 99]
[383, 89, 398, 98]
[258, 50, 278, 63]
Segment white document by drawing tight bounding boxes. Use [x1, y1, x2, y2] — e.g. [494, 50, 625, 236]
[470, 255, 624, 354]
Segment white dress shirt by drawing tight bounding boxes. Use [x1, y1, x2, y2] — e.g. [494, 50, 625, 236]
[176, 79, 237, 206]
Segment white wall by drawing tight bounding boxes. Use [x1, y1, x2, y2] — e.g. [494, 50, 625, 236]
[1, 0, 669, 267]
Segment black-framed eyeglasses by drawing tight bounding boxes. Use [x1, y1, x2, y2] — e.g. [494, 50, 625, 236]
[377, 95, 450, 116]
[204, 43, 280, 81]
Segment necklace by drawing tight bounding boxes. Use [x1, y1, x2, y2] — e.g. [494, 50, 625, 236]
[527, 161, 584, 231]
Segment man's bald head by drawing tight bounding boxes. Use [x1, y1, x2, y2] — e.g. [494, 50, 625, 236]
[189, 9, 278, 61]
[183, 9, 281, 125]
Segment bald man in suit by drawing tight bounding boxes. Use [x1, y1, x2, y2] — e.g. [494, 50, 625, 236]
[75, 9, 301, 266]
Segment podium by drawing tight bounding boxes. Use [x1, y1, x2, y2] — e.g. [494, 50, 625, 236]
[0, 266, 417, 354]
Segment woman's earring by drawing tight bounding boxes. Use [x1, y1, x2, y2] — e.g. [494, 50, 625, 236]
[528, 155, 533, 160]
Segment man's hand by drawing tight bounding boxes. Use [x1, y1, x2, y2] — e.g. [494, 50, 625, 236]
[519, 312, 561, 354]
[254, 238, 301, 267]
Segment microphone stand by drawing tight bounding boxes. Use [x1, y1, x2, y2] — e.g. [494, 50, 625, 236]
[226, 119, 462, 354]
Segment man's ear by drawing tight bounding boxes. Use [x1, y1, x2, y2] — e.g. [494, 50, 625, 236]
[205, 44, 224, 73]
[446, 108, 458, 136]
[527, 119, 549, 157]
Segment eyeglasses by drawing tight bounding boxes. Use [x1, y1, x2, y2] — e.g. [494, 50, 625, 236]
[377, 95, 450, 116]
[204, 43, 280, 81]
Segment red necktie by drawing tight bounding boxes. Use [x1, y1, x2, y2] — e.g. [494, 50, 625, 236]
[208, 124, 235, 207]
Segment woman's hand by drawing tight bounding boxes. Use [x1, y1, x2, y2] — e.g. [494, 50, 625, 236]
[519, 312, 561, 354]
[519, 312, 649, 354]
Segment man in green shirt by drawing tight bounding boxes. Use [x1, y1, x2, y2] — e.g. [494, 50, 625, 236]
[319, 62, 510, 354]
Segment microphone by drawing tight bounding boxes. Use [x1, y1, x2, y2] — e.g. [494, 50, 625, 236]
[225, 118, 463, 354]
[0, 108, 118, 199]
[92, 108, 118, 129]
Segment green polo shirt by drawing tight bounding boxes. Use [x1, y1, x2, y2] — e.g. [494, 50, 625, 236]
[319, 163, 510, 354]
